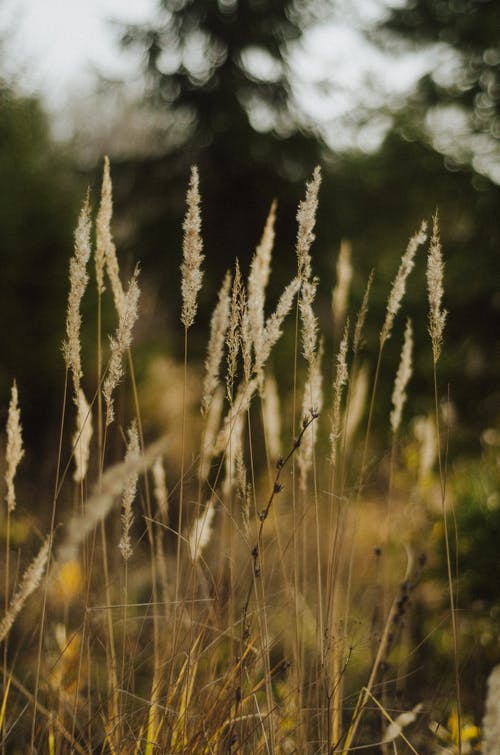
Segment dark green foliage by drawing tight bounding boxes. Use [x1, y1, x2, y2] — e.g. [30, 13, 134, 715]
[379, 0, 500, 152]
[0, 84, 82, 452]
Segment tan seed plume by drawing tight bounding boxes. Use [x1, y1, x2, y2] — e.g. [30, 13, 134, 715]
[248, 200, 277, 367]
[152, 457, 168, 523]
[73, 388, 93, 483]
[102, 268, 140, 427]
[380, 221, 427, 346]
[202, 271, 231, 413]
[239, 281, 253, 385]
[296, 166, 321, 283]
[63, 195, 92, 398]
[0, 537, 49, 643]
[483, 665, 500, 755]
[300, 275, 319, 366]
[345, 363, 369, 445]
[97, 156, 124, 313]
[188, 500, 215, 562]
[353, 269, 374, 355]
[427, 211, 447, 363]
[262, 372, 282, 463]
[390, 318, 413, 434]
[119, 420, 140, 561]
[5, 381, 24, 513]
[330, 319, 350, 470]
[298, 344, 323, 492]
[199, 385, 224, 483]
[332, 240, 353, 335]
[226, 261, 242, 402]
[256, 277, 301, 384]
[181, 165, 204, 329]
[59, 436, 168, 563]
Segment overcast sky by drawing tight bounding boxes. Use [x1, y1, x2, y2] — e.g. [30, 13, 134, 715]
[0, 0, 438, 155]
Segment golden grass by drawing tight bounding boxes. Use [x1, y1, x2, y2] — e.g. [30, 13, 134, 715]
[0, 160, 479, 753]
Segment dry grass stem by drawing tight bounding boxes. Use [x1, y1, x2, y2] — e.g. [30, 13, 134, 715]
[72, 388, 93, 483]
[427, 211, 447, 363]
[380, 221, 427, 345]
[202, 271, 231, 413]
[5, 381, 24, 513]
[180, 165, 204, 329]
[118, 420, 140, 560]
[62, 195, 91, 397]
[0, 538, 49, 643]
[390, 318, 413, 434]
[102, 268, 140, 426]
[332, 240, 353, 334]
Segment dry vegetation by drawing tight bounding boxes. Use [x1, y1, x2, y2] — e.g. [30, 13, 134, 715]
[0, 160, 494, 753]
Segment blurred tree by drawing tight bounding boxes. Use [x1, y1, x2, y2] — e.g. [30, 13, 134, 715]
[112, 0, 328, 335]
[0, 82, 82, 456]
[378, 0, 500, 177]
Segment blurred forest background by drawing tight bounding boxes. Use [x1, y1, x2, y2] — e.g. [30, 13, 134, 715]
[0, 0, 498, 487]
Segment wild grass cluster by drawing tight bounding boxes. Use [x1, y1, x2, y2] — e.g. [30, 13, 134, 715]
[0, 160, 496, 753]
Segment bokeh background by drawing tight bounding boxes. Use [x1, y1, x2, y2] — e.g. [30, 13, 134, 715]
[0, 0, 499, 741]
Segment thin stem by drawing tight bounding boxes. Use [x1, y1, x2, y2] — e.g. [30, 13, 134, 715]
[433, 364, 461, 754]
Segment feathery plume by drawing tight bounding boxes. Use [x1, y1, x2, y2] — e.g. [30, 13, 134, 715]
[63, 195, 92, 397]
[202, 271, 231, 413]
[298, 344, 323, 492]
[483, 665, 500, 755]
[345, 363, 369, 445]
[97, 157, 124, 312]
[353, 269, 374, 355]
[383, 703, 422, 744]
[390, 319, 413, 434]
[5, 381, 24, 513]
[262, 372, 282, 463]
[414, 415, 437, 481]
[73, 388, 93, 483]
[152, 457, 168, 523]
[332, 240, 353, 335]
[427, 211, 447, 363]
[119, 421, 140, 560]
[188, 500, 215, 562]
[102, 268, 140, 427]
[239, 282, 253, 385]
[215, 379, 257, 457]
[199, 385, 224, 483]
[330, 320, 350, 469]
[59, 436, 168, 563]
[296, 166, 321, 283]
[248, 201, 277, 365]
[226, 261, 242, 401]
[222, 410, 245, 498]
[0, 537, 49, 643]
[300, 275, 319, 366]
[180, 165, 204, 329]
[380, 221, 427, 346]
[256, 277, 301, 383]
